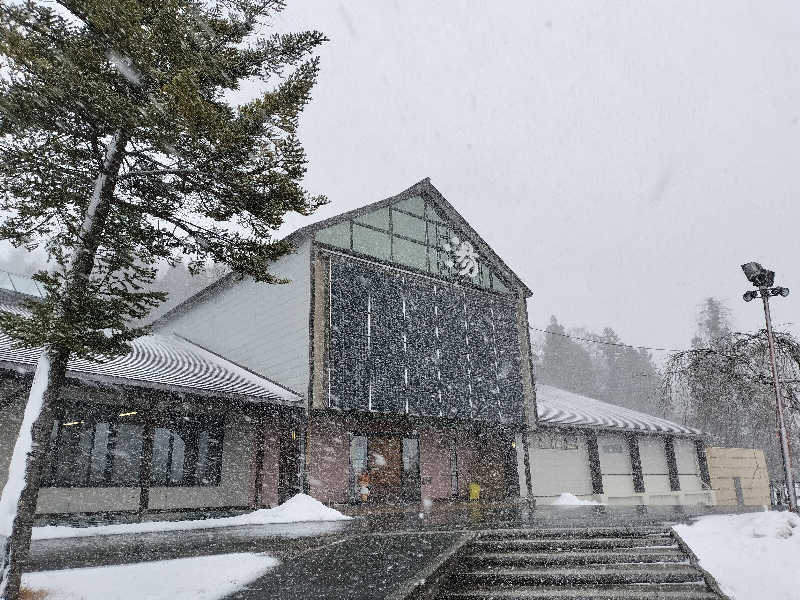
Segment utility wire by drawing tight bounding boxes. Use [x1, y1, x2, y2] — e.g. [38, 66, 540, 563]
[529, 326, 687, 354]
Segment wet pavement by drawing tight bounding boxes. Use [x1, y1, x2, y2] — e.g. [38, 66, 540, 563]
[223, 532, 459, 600]
[23, 501, 758, 598]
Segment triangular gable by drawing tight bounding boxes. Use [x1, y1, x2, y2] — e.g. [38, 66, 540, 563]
[311, 179, 531, 296]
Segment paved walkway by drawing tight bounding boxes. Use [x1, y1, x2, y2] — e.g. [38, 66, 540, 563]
[23, 502, 756, 599]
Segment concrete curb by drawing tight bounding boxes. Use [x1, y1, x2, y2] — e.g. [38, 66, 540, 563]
[388, 531, 476, 600]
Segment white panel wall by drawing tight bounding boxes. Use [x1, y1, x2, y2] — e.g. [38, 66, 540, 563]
[529, 430, 593, 499]
[639, 436, 670, 494]
[675, 438, 703, 492]
[157, 240, 312, 396]
[597, 434, 635, 497]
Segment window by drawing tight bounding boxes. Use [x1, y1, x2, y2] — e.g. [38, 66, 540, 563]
[46, 404, 223, 488]
[150, 415, 224, 486]
[392, 210, 426, 242]
[393, 236, 428, 271]
[349, 435, 368, 500]
[47, 405, 144, 487]
[537, 431, 578, 450]
[315, 220, 350, 248]
[352, 224, 391, 260]
[355, 207, 390, 230]
[314, 197, 516, 294]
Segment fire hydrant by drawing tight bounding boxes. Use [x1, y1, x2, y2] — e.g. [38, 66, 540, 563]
[358, 472, 370, 502]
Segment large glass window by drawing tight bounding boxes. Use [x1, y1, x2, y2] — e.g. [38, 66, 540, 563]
[314, 197, 516, 295]
[352, 224, 391, 260]
[392, 210, 426, 242]
[151, 416, 224, 486]
[393, 236, 428, 271]
[46, 404, 223, 488]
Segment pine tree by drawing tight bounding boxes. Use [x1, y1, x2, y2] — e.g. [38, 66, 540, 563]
[0, 2, 325, 597]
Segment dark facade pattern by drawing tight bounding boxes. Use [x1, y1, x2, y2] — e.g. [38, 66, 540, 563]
[328, 255, 524, 424]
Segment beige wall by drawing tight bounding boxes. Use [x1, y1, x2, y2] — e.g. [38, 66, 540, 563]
[706, 447, 770, 506]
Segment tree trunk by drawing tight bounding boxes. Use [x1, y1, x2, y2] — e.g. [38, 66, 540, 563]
[0, 130, 128, 600]
[0, 347, 67, 598]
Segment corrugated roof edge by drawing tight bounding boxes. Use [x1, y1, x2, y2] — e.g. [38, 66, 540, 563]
[151, 177, 533, 329]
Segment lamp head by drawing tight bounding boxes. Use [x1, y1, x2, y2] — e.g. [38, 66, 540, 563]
[743, 290, 758, 302]
[741, 262, 775, 287]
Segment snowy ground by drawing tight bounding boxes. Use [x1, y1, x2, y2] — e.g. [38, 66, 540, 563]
[673, 510, 800, 600]
[33, 494, 351, 540]
[22, 552, 278, 600]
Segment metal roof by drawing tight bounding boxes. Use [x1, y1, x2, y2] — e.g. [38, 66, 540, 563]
[536, 384, 701, 436]
[0, 306, 302, 405]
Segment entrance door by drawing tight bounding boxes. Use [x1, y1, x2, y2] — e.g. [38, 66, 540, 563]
[369, 436, 403, 503]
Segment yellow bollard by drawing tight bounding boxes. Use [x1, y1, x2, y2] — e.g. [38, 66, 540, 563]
[468, 483, 480, 501]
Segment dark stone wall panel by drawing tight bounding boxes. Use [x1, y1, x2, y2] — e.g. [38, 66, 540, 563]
[328, 255, 524, 425]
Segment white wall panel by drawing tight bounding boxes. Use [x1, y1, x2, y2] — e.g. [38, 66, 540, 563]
[157, 240, 312, 396]
[529, 431, 593, 498]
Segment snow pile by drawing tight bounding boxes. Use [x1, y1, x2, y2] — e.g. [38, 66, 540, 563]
[33, 494, 351, 540]
[673, 510, 800, 600]
[551, 493, 603, 506]
[22, 552, 278, 600]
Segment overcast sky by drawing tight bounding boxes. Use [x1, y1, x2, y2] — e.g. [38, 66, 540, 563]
[267, 1, 800, 357]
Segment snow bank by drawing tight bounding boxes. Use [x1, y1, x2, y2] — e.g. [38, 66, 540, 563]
[550, 492, 603, 506]
[33, 494, 351, 540]
[673, 510, 800, 600]
[22, 552, 278, 600]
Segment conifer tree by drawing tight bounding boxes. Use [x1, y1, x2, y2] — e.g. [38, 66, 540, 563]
[0, 1, 325, 597]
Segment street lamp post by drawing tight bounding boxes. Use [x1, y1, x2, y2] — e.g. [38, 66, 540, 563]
[742, 262, 797, 511]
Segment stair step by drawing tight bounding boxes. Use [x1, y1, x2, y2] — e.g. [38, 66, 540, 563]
[455, 564, 704, 586]
[463, 547, 687, 566]
[438, 583, 719, 599]
[478, 527, 671, 540]
[472, 536, 676, 551]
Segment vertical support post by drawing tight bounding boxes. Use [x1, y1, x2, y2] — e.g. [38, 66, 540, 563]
[627, 434, 645, 494]
[665, 436, 680, 492]
[252, 409, 267, 508]
[586, 431, 604, 495]
[138, 416, 155, 520]
[522, 430, 533, 501]
[695, 439, 711, 489]
[760, 291, 797, 511]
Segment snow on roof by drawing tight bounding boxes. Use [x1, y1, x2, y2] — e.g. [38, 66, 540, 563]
[536, 384, 700, 436]
[0, 306, 301, 405]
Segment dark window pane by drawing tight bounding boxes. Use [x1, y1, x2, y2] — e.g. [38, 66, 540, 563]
[109, 423, 143, 486]
[88, 422, 110, 484]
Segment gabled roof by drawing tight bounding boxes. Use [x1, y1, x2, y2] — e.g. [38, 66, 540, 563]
[536, 384, 701, 436]
[0, 306, 302, 406]
[152, 178, 532, 329]
[286, 178, 532, 295]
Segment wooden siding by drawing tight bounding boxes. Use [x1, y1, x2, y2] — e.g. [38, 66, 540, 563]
[706, 447, 770, 506]
[156, 240, 312, 396]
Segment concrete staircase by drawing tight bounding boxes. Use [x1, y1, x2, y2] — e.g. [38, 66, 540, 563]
[433, 526, 725, 600]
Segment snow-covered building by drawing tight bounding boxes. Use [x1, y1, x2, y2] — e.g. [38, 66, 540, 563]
[0, 179, 714, 516]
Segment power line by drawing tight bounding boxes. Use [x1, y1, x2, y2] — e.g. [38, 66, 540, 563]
[529, 326, 686, 354]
